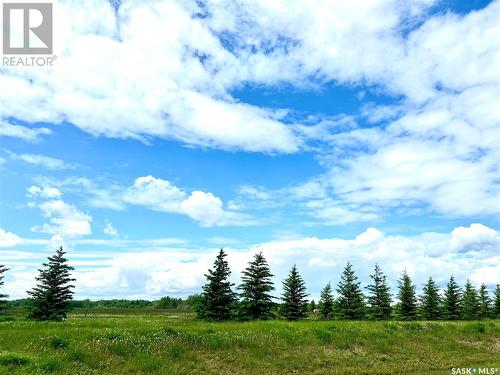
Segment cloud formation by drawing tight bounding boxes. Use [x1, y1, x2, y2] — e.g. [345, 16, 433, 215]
[10, 153, 73, 170]
[124, 175, 253, 227]
[28, 186, 92, 240]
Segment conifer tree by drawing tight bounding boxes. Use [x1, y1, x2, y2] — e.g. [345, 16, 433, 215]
[319, 282, 334, 319]
[366, 264, 392, 320]
[336, 262, 365, 320]
[443, 275, 462, 320]
[27, 247, 75, 321]
[419, 277, 441, 320]
[461, 280, 479, 320]
[197, 249, 236, 321]
[0, 265, 9, 312]
[478, 283, 491, 320]
[494, 284, 500, 319]
[238, 252, 275, 320]
[397, 269, 417, 320]
[281, 265, 308, 320]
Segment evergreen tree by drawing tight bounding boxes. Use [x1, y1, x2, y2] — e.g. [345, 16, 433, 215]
[397, 269, 417, 320]
[0, 265, 9, 312]
[27, 247, 75, 321]
[336, 262, 365, 320]
[281, 265, 308, 320]
[366, 264, 392, 320]
[461, 280, 479, 320]
[443, 275, 462, 320]
[478, 283, 491, 320]
[238, 252, 275, 320]
[494, 284, 500, 319]
[196, 249, 236, 321]
[319, 282, 334, 319]
[419, 277, 441, 320]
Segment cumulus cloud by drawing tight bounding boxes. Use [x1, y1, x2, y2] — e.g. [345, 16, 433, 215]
[1, 0, 499, 220]
[450, 223, 500, 253]
[27, 186, 62, 199]
[32, 199, 92, 238]
[0, 227, 23, 247]
[3, 0, 490, 154]
[309, 2, 500, 218]
[123, 175, 253, 227]
[0, 0, 299, 152]
[28, 186, 92, 240]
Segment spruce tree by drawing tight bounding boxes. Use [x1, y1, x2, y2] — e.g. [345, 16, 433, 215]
[419, 277, 441, 320]
[494, 284, 500, 319]
[238, 252, 275, 320]
[461, 280, 479, 320]
[27, 247, 75, 321]
[443, 275, 462, 320]
[366, 264, 392, 320]
[478, 283, 491, 320]
[319, 282, 334, 319]
[336, 262, 365, 320]
[0, 265, 9, 312]
[197, 249, 236, 321]
[281, 265, 308, 320]
[397, 269, 417, 320]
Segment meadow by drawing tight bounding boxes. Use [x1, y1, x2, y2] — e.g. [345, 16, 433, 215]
[0, 310, 499, 374]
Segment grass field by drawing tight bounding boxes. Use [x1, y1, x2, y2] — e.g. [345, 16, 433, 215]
[0, 311, 499, 374]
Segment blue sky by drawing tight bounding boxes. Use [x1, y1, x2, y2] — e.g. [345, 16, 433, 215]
[1, 0, 499, 299]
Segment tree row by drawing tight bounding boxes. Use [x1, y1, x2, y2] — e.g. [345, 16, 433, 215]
[195, 249, 500, 321]
[1, 247, 499, 321]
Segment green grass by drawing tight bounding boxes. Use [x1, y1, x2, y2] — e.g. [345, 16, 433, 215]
[0, 312, 498, 374]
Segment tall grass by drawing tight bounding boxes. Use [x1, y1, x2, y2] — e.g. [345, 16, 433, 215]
[0, 313, 498, 374]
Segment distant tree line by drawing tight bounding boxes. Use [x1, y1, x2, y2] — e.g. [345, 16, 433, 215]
[195, 249, 500, 321]
[5, 297, 197, 311]
[1, 247, 500, 321]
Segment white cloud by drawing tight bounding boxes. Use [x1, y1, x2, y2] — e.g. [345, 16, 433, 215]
[123, 175, 253, 227]
[0, 228, 23, 247]
[304, 199, 380, 226]
[0, 0, 299, 152]
[0, 120, 52, 142]
[11, 153, 73, 170]
[27, 186, 62, 199]
[2, 0, 478, 153]
[302, 2, 500, 218]
[180, 191, 226, 227]
[450, 223, 499, 253]
[103, 221, 118, 238]
[2, 0, 500, 232]
[123, 175, 186, 212]
[32, 199, 92, 239]
[28, 186, 92, 240]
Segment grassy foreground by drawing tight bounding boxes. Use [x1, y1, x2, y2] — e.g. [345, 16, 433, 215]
[0, 312, 499, 374]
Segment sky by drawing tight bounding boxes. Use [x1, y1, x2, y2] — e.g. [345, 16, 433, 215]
[0, 0, 499, 300]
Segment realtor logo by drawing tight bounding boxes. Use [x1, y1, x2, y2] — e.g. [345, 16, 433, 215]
[2, 2, 52, 54]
